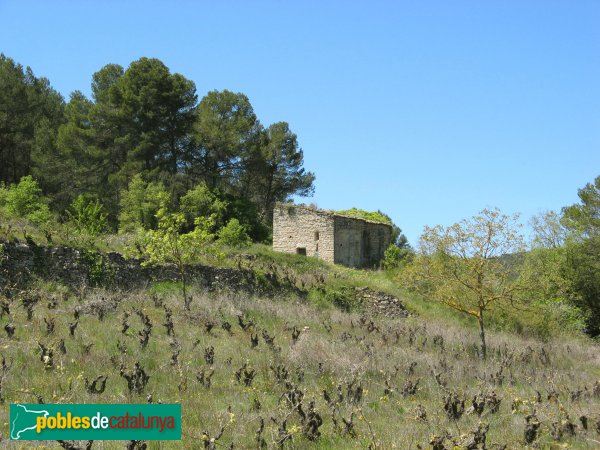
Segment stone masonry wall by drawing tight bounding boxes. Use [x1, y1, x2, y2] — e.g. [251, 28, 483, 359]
[333, 216, 364, 268]
[364, 222, 393, 268]
[334, 217, 392, 268]
[0, 241, 288, 296]
[272, 204, 335, 263]
[0, 241, 409, 320]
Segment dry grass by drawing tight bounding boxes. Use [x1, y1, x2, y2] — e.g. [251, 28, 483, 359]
[0, 280, 598, 449]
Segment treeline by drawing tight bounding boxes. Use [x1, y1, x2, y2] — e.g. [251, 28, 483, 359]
[0, 54, 315, 239]
[522, 176, 600, 336]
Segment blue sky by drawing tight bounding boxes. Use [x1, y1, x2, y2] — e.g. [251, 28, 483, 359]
[1, 0, 598, 244]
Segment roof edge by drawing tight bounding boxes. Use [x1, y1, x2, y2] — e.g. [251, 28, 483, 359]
[274, 202, 393, 228]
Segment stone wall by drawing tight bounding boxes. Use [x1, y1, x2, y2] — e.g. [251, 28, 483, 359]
[272, 204, 335, 262]
[333, 217, 391, 268]
[361, 221, 392, 268]
[355, 287, 409, 318]
[0, 241, 288, 296]
[0, 241, 409, 320]
[333, 216, 364, 268]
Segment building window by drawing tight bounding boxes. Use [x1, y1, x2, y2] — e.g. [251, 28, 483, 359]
[314, 231, 319, 241]
[296, 247, 307, 256]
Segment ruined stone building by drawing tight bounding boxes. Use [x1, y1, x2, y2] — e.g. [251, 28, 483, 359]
[272, 203, 392, 268]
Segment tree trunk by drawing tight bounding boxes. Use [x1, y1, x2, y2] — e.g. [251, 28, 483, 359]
[263, 168, 274, 222]
[478, 310, 487, 360]
[180, 267, 189, 311]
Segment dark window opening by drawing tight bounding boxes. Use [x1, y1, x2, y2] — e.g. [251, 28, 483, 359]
[296, 247, 307, 256]
[314, 231, 319, 241]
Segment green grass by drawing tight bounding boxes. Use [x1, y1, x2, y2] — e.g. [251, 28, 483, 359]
[147, 280, 184, 297]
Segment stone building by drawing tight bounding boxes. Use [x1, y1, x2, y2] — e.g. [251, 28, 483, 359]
[272, 203, 392, 268]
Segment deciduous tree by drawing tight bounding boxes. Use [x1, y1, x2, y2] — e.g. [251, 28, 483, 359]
[562, 175, 600, 238]
[141, 209, 215, 310]
[404, 208, 525, 359]
[217, 218, 251, 248]
[118, 175, 170, 232]
[179, 183, 228, 231]
[559, 175, 600, 335]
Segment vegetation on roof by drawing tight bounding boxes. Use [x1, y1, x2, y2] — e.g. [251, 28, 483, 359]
[335, 207, 393, 225]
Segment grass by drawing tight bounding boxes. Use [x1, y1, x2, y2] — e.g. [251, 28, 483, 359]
[0, 280, 599, 449]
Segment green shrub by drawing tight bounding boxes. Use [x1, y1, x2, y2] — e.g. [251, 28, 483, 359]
[180, 183, 227, 231]
[486, 299, 587, 339]
[217, 218, 251, 247]
[252, 269, 272, 292]
[83, 250, 113, 286]
[335, 207, 392, 224]
[118, 175, 170, 232]
[382, 244, 413, 270]
[308, 286, 360, 312]
[1, 175, 52, 224]
[307, 288, 332, 310]
[329, 287, 361, 312]
[67, 194, 108, 237]
[0, 183, 7, 207]
[221, 194, 271, 243]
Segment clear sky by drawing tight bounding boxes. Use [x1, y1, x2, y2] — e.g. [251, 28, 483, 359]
[1, 0, 598, 244]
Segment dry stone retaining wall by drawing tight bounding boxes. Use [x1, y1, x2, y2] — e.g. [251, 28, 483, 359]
[0, 241, 273, 295]
[0, 241, 408, 319]
[354, 287, 409, 318]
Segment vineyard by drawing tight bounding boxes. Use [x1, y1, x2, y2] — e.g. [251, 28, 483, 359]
[0, 276, 598, 449]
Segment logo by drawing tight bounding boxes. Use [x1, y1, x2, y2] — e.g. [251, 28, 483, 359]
[10, 404, 181, 440]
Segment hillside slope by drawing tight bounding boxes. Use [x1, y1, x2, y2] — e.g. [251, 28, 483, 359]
[0, 242, 599, 448]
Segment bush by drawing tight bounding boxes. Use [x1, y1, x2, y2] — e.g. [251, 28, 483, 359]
[221, 194, 271, 243]
[307, 288, 332, 310]
[382, 244, 413, 270]
[563, 236, 600, 336]
[329, 287, 360, 312]
[0, 175, 52, 224]
[83, 249, 113, 286]
[118, 175, 170, 232]
[308, 286, 360, 312]
[67, 194, 108, 237]
[487, 299, 586, 339]
[180, 183, 228, 231]
[217, 218, 251, 247]
[0, 184, 7, 207]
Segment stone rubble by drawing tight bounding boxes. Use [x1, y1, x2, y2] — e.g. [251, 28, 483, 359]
[354, 287, 409, 319]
